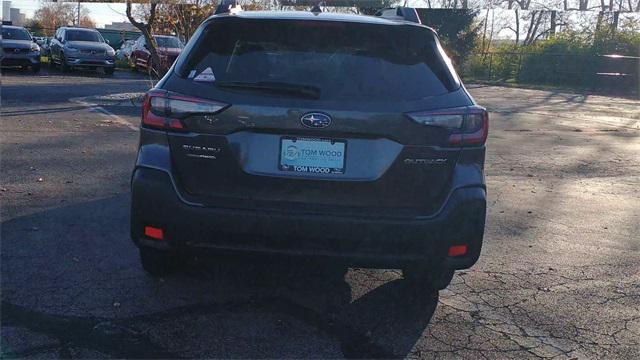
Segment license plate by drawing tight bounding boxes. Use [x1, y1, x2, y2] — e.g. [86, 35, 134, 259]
[279, 137, 346, 174]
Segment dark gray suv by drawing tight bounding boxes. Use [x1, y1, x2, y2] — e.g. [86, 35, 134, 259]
[0, 25, 41, 72]
[131, 9, 488, 292]
[49, 27, 115, 74]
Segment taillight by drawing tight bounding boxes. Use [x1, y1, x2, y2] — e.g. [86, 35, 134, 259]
[407, 106, 488, 147]
[142, 90, 228, 131]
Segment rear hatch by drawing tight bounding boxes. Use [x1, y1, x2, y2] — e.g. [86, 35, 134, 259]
[154, 15, 473, 217]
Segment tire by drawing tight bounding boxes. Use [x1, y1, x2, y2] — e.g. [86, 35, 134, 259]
[60, 54, 69, 73]
[32, 64, 41, 73]
[139, 247, 181, 277]
[105, 67, 114, 75]
[402, 265, 455, 291]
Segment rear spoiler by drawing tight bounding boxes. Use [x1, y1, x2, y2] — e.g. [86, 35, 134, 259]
[374, 7, 422, 24]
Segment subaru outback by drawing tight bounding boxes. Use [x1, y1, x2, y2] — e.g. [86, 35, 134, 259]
[131, 9, 488, 292]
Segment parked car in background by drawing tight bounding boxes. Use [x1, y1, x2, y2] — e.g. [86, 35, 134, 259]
[49, 27, 116, 74]
[130, 35, 183, 74]
[0, 25, 41, 73]
[116, 39, 136, 61]
[39, 37, 52, 57]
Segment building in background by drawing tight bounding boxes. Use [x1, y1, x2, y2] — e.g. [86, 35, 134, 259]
[2, 0, 11, 22]
[2, 0, 27, 26]
[103, 21, 137, 32]
[9, 7, 25, 26]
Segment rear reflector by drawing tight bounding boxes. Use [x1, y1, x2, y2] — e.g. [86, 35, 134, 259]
[448, 245, 467, 257]
[144, 226, 164, 240]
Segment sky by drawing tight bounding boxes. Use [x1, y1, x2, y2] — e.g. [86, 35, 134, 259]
[7, 0, 129, 28]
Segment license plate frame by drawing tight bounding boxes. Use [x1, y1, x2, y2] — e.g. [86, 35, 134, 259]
[278, 137, 347, 174]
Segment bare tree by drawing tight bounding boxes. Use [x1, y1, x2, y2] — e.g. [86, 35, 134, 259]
[579, 0, 590, 10]
[168, 1, 216, 41]
[507, 8, 521, 44]
[33, 2, 95, 35]
[126, 0, 161, 76]
[523, 10, 549, 45]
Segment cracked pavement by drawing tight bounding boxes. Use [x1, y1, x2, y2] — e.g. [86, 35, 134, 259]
[1, 69, 639, 359]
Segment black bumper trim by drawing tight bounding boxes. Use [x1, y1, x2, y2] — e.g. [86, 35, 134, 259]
[131, 167, 486, 269]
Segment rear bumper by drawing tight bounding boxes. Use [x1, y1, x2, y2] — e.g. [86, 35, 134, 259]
[131, 167, 486, 270]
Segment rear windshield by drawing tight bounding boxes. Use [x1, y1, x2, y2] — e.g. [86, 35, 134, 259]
[156, 36, 183, 48]
[177, 18, 459, 101]
[2, 28, 31, 41]
[66, 30, 103, 43]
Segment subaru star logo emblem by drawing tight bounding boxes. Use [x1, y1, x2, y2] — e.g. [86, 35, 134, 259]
[300, 113, 331, 128]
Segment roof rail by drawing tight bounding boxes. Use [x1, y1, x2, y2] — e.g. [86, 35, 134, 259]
[374, 7, 422, 24]
[215, 0, 242, 15]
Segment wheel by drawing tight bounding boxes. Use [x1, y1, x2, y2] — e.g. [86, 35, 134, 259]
[402, 265, 454, 291]
[139, 247, 182, 277]
[60, 54, 69, 73]
[105, 67, 114, 75]
[31, 64, 41, 73]
[48, 56, 55, 68]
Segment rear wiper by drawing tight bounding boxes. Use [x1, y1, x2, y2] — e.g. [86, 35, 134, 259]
[216, 81, 320, 99]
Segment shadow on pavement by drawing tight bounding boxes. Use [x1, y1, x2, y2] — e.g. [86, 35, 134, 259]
[1, 195, 438, 358]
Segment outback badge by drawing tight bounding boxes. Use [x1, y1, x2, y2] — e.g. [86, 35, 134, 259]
[301, 113, 331, 128]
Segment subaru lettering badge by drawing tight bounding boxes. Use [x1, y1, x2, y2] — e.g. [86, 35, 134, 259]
[300, 113, 332, 129]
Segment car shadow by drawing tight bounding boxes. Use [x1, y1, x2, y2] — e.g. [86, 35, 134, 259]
[1, 195, 438, 358]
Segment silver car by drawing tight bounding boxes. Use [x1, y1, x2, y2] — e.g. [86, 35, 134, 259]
[49, 27, 116, 74]
[0, 25, 41, 73]
[116, 39, 136, 61]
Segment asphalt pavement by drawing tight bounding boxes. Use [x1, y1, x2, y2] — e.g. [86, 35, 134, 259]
[1, 67, 639, 359]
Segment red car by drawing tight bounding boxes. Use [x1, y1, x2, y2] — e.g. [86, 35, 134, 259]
[130, 35, 184, 74]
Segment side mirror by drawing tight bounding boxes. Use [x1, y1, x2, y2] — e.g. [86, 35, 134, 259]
[105, 39, 110, 44]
